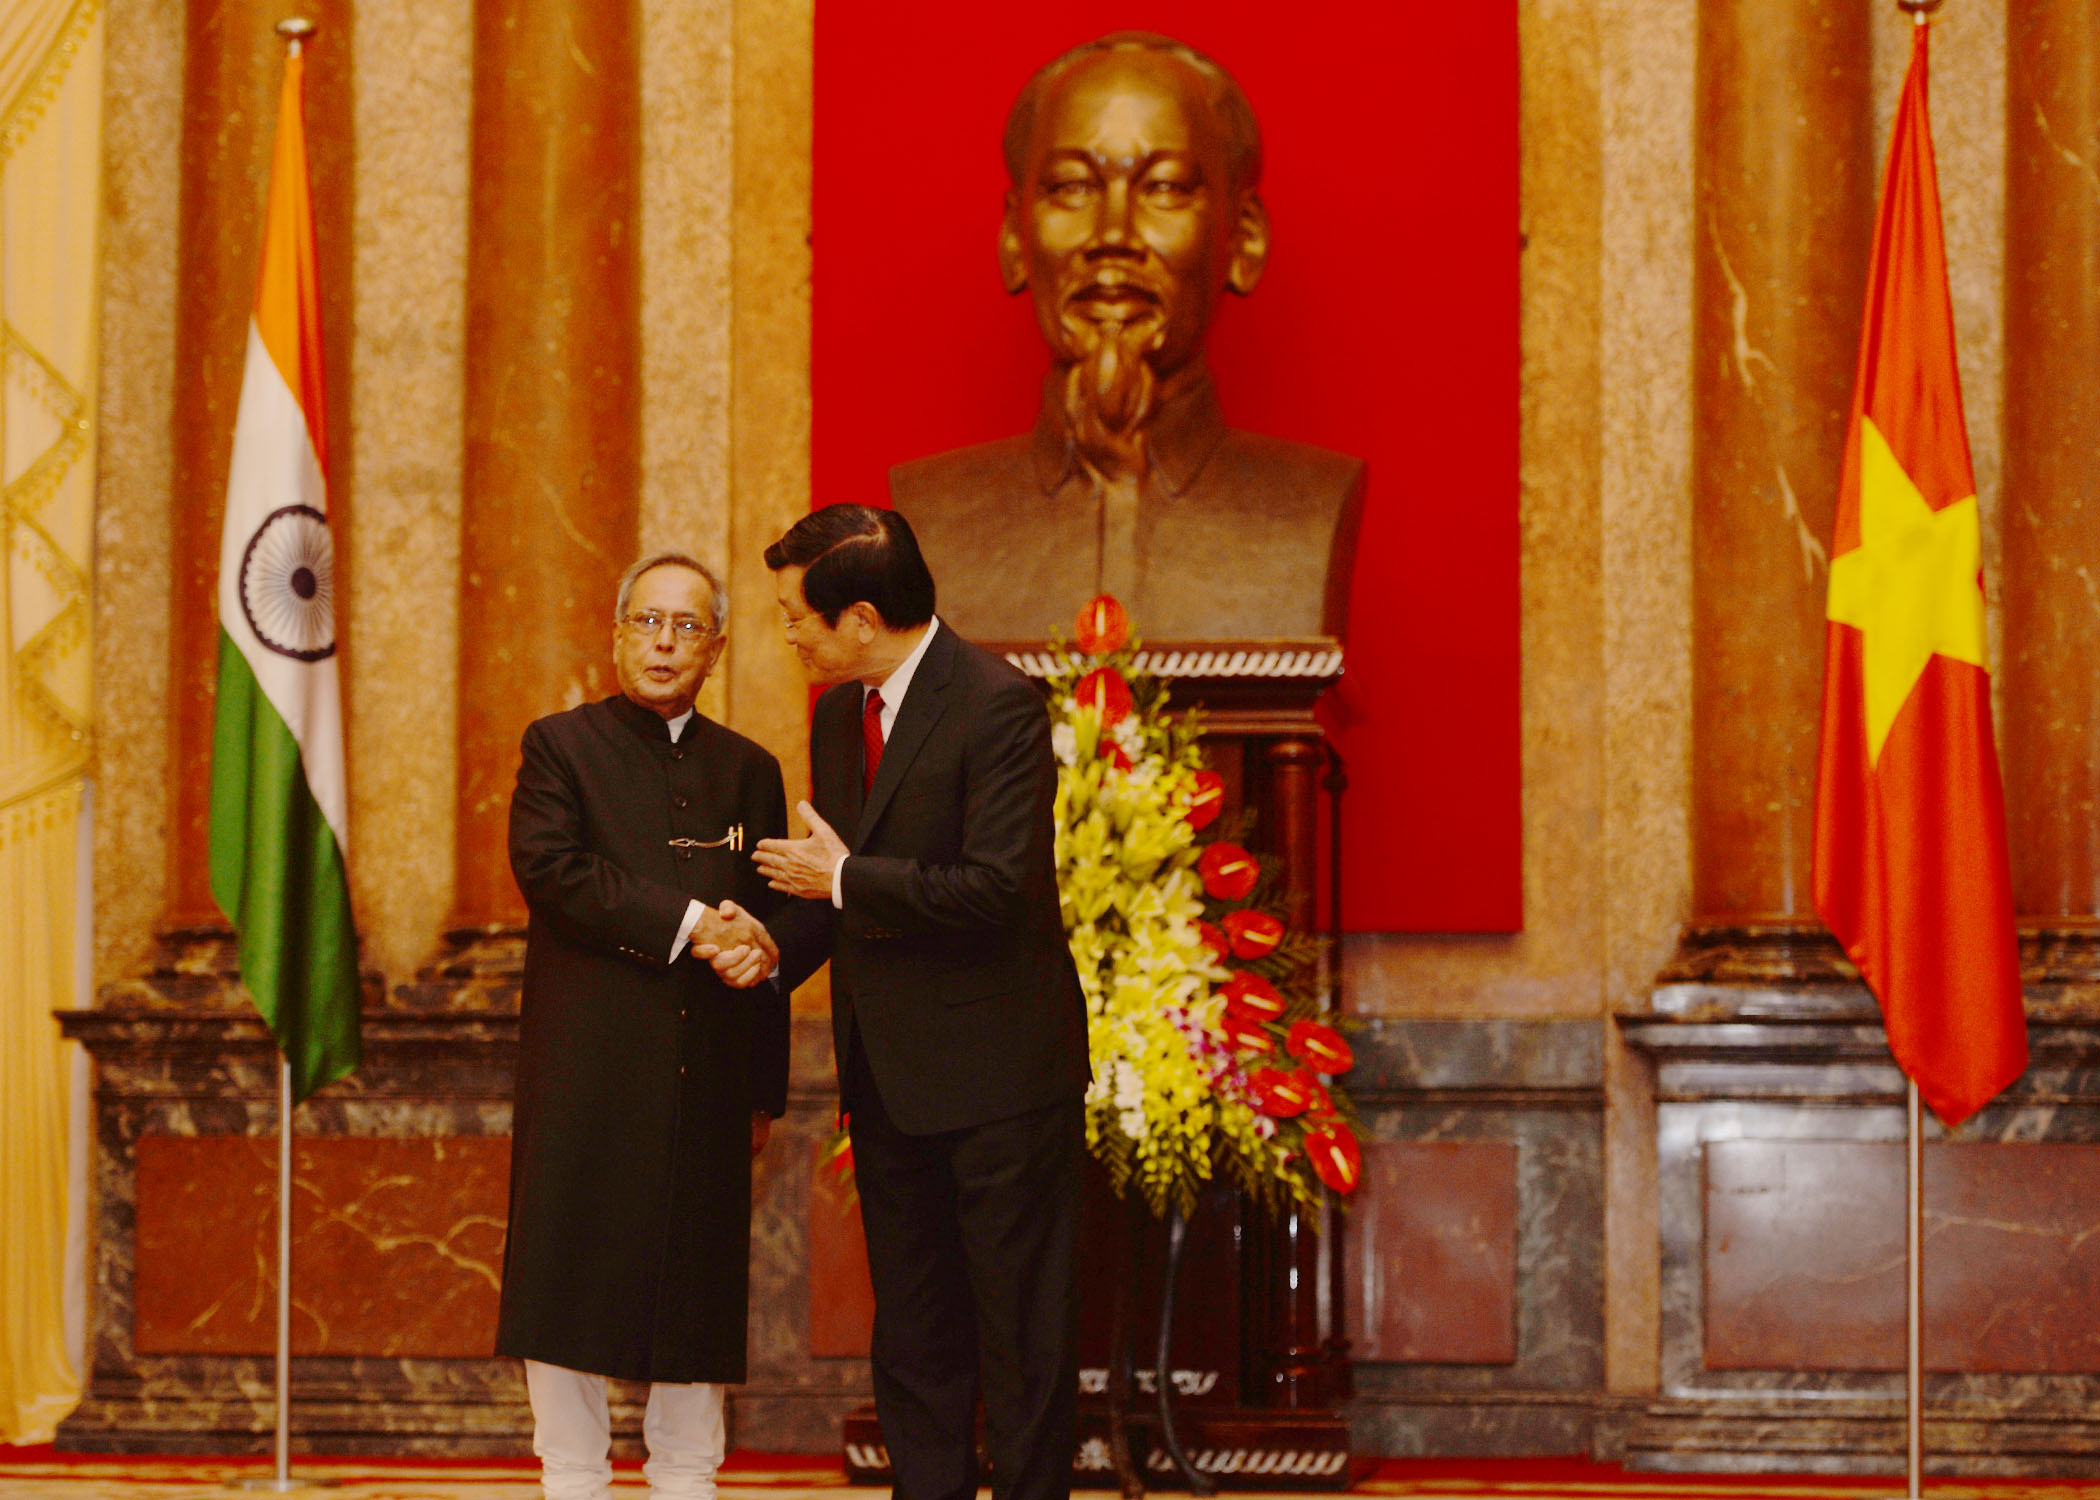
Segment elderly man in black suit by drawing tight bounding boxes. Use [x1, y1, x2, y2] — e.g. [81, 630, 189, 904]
[755, 505, 1090, 1500]
[496, 552, 787, 1500]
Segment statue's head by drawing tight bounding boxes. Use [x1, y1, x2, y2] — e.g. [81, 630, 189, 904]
[998, 33, 1269, 439]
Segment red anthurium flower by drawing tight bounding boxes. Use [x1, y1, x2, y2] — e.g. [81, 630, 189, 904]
[1216, 1013, 1273, 1055]
[1075, 594, 1131, 655]
[1074, 666, 1133, 726]
[1101, 741, 1134, 771]
[1197, 921, 1232, 963]
[1223, 909, 1285, 960]
[1303, 1122, 1363, 1193]
[1199, 842, 1258, 901]
[1184, 770, 1225, 831]
[1286, 1020, 1355, 1075]
[1296, 1071, 1333, 1117]
[1248, 1066, 1317, 1118]
[1219, 971, 1285, 1023]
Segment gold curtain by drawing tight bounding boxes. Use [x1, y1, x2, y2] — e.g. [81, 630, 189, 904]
[0, 0, 100, 1446]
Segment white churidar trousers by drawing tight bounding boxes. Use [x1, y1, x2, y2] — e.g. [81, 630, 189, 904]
[525, 1358, 726, 1500]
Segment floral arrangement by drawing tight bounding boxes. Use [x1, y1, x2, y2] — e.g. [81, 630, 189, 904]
[1049, 595, 1361, 1222]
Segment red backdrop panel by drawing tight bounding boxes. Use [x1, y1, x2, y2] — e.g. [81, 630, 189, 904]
[813, 5, 1519, 931]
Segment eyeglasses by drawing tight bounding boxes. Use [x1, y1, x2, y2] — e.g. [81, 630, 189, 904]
[620, 611, 714, 642]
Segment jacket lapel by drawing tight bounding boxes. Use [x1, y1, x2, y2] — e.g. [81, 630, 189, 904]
[809, 684, 862, 834]
[853, 623, 954, 849]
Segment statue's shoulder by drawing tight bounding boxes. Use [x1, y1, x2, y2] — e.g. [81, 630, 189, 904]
[890, 433, 1040, 521]
[1214, 428, 1365, 497]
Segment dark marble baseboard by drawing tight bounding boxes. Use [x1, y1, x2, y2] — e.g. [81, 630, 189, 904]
[60, 1365, 801, 1459]
[60, 1358, 533, 1456]
[1346, 1390, 1600, 1458]
[1620, 1398, 2100, 1477]
[730, 1386, 866, 1457]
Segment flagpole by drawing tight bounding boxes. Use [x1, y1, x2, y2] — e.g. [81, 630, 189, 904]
[250, 21, 311, 1485]
[1907, 1079, 1923, 1500]
[1898, 11, 1938, 1493]
[1889, 4, 1944, 1494]
[263, 26, 310, 1476]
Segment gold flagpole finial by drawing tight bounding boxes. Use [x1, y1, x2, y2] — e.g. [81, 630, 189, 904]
[1896, 0, 1945, 22]
[275, 16, 317, 53]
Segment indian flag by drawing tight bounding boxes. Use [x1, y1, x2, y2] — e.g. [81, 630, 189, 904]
[208, 42, 360, 1103]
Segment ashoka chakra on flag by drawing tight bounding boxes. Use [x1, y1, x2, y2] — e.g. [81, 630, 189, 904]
[239, 503, 336, 660]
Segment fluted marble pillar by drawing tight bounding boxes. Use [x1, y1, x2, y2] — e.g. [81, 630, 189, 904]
[1678, 0, 1873, 969]
[449, 0, 642, 930]
[164, 0, 354, 929]
[2004, 0, 2100, 933]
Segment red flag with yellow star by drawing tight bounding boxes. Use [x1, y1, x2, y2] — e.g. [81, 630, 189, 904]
[1813, 22, 2026, 1128]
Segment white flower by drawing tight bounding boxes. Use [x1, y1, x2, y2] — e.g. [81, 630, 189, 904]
[1052, 721, 1078, 766]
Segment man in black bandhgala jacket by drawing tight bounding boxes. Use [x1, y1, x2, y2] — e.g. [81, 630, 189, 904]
[497, 551, 787, 1500]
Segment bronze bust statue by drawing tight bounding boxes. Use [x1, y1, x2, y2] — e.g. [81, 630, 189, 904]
[891, 31, 1365, 643]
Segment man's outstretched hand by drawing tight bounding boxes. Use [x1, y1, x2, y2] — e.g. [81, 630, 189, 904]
[753, 801, 849, 900]
[691, 899, 777, 988]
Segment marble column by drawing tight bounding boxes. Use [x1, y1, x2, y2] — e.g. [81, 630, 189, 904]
[1675, 0, 1873, 973]
[449, 0, 642, 931]
[2004, 0, 2100, 940]
[164, 0, 354, 930]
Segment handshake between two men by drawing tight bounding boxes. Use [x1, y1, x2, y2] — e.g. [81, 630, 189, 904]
[692, 797, 852, 989]
[689, 900, 775, 989]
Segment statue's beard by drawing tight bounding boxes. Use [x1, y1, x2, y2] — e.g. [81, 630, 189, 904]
[1061, 314, 1162, 481]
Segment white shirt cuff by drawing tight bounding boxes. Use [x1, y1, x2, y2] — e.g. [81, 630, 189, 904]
[830, 854, 847, 909]
[671, 899, 706, 963]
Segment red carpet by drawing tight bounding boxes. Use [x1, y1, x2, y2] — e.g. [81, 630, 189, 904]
[4, 1448, 2099, 1497]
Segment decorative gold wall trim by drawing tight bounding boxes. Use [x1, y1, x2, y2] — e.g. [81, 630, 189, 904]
[0, 0, 99, 166]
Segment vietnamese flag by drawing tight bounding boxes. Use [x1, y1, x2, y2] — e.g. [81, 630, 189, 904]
[1812, 21, 2026, 1128]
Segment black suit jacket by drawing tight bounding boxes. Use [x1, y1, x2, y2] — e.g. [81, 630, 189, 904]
[777, 622, 1089, 1136]
[496, 695, 788, 1382]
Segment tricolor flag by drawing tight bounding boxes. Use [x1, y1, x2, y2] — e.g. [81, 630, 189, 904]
[1812, 21, 2026, 1128]
[208, 43, 360, 1103]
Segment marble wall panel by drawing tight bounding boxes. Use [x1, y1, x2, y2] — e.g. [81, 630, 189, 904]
[1343, 1020, 1606, 1458]
[133, 1136, 508, 1358]
[59, 1010, 539, 1453]
[1345, 1142, 1518, 1365]
[805, 1137, 872, 1359]
[1705, 1141, 2100, 1373]
[1622, 994, 2100, 1475]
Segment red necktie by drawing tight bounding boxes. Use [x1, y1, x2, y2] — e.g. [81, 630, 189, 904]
[862, 688, 885, 795]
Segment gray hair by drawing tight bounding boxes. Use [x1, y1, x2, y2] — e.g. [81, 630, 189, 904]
[615, 552, 728, 634]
